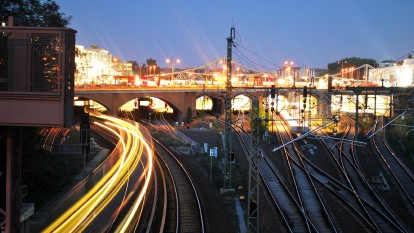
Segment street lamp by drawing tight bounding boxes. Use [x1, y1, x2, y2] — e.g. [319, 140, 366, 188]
[284, 61, 294, 87]
[138, 64, 142, 79]
[152, 65, 157, 75]
[350, 67, 355, 80]
[338, 60, 347, 78]
[148, 65, 157, 76]
[166, 57, 180, 84]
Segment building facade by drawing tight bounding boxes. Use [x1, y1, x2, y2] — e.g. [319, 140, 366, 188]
[369, 58, 414, 87]
[75, 44, 133, 85]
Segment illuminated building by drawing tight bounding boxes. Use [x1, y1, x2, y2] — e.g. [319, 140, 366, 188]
[369, 57, 414, 87]
[75, 44, 133, 85]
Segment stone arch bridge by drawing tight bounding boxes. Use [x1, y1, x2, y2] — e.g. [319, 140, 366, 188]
[75, 87, 336, 121]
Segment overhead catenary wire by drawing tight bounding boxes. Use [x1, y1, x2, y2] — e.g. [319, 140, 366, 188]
[232, 28, 282, 72]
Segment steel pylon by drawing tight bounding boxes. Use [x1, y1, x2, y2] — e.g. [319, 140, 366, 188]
[223, 27, 235, 190]
[247, 95, 260, 233]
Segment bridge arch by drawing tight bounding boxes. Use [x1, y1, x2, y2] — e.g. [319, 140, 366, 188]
[75, 90, 200, 121]
[75, 88, 333, 123]
[74, 97, 109, 111]
[259, 89, 331, 119]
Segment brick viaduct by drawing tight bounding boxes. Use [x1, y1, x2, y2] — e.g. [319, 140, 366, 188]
[75, 87, 332, 120]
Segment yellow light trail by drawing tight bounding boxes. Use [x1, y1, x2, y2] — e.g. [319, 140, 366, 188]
[115, 126, 154, 232]
[43, 112, 153, 232]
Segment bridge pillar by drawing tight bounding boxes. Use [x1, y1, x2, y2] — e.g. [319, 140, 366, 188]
[211, 98, 223, 117]
[219, 99, 225, 118]
[110, 93, 135, 116]
[176, 112, 184, 123]
[3, 127, 22, 233]
[183, 92, 197, 120]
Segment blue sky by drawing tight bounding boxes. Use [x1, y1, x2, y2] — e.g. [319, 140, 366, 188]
[58, 0, 414, 70]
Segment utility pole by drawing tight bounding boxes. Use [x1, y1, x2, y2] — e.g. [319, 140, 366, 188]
[264, 89, 270, 141]
[223, 27, 235, 190]
[80, 112, 91, 177]
[202, 83, 206, 122]
[247, 95, 260, 233]
[353, 87, 362, 140]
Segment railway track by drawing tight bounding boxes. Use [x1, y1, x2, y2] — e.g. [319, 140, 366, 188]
[122, 108, 414, 232]
[225, 113, 354, 232]
[373, 117, 414, 205]
[123, 111, 205, 232]
[345, 115, 408, 232]
[40, 127, 68, 152]
[234, 117, 333, 232]
[309, 115, 411, 232]
[370, 117, 414, 228]
[153, 139, 205, 233]
[276, 115, 337, 232]
[234, 109, 413, 232]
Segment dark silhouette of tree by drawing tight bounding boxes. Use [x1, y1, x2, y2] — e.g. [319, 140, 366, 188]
[146, 58, 158, 74]
[327, 57, 378, 80]
[127, 60, 139, 74]
[146, 58, 157, 66]
[186, 107, 192, 124]
[1, 1, 72, 92]
[0, 0, 71, 27]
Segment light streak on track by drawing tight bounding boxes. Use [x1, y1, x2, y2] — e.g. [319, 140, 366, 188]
[43, 112, 153, 232]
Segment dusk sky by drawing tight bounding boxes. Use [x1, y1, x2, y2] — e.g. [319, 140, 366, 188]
[58, 0, 414, 71]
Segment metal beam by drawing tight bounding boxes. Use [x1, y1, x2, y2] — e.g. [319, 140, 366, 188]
[247, 95, 260, 233]
[223, 27, 235, 190]
[5, 127, 22, 233]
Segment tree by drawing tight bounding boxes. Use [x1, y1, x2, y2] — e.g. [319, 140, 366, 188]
[146, 58, 157, 66]
[186, 107, 192, 124]
[0, 0, 71, 27]
[146, 58, 158, 75]
[127, 60, 139, 74]
[327, 57, 378, 80]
